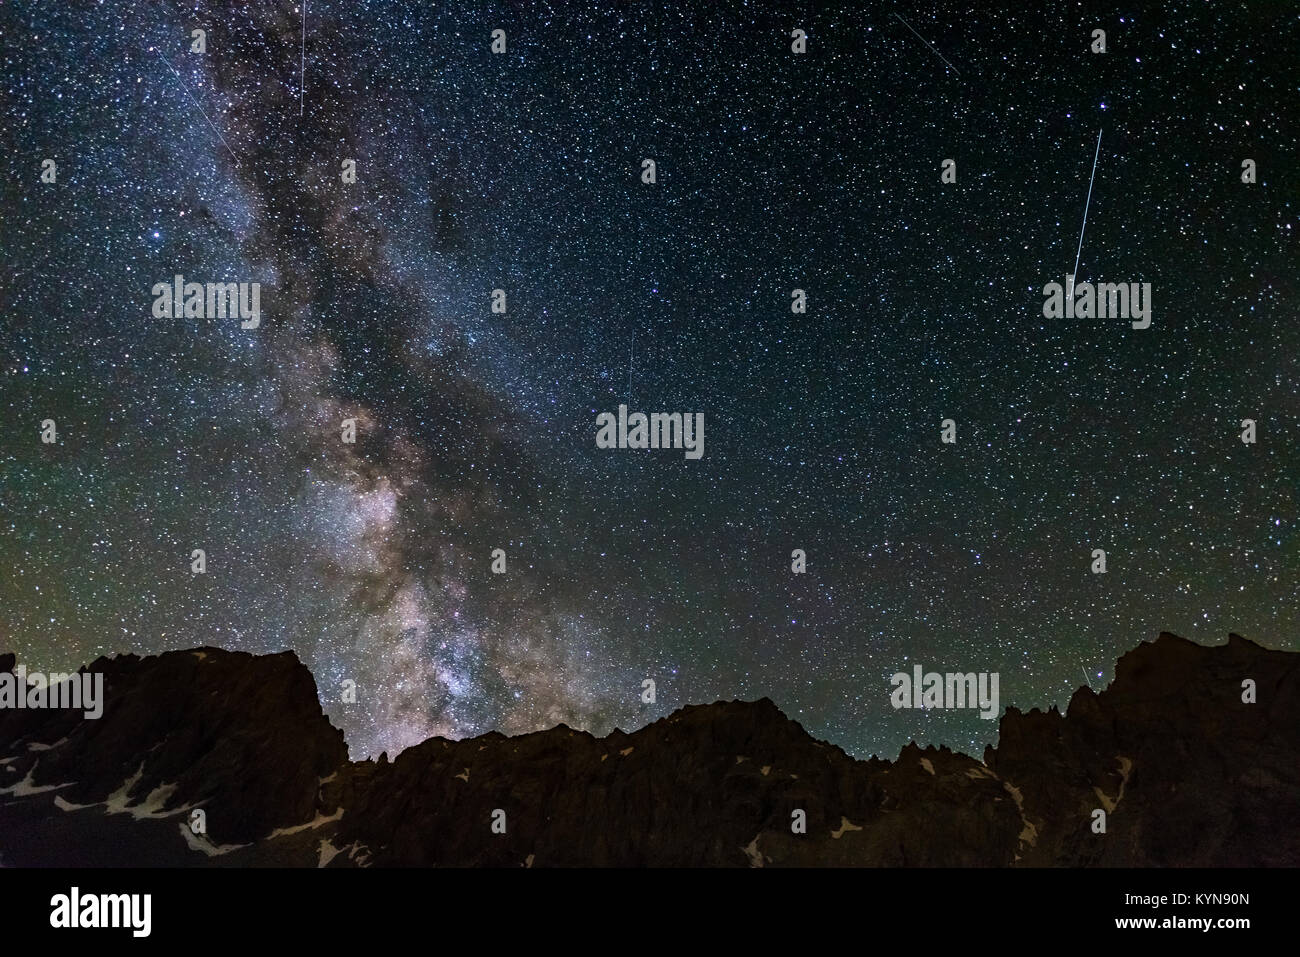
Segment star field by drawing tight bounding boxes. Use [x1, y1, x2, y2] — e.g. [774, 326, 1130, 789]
[2, 0, 1297, 760]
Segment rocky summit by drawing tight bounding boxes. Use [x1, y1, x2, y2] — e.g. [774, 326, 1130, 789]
[0, 633, 1295, 867]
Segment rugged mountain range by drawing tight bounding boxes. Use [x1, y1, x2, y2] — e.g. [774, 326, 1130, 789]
[1, 632, 1295, 867]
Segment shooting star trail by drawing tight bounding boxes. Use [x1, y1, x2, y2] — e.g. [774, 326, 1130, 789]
[626, 331, 634, 396]
[1082, 665, 1092, 689]
[301, 1, 306, 116]
[1071, 129, 1103, 294]
[156, 50, 239, 167]
[893, 13, 961, 77]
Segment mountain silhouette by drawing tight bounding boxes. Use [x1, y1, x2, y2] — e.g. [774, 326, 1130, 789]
[1, 632, 1295, 866]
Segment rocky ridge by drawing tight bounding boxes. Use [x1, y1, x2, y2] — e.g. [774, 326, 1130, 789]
[0, 632, 1295, 866]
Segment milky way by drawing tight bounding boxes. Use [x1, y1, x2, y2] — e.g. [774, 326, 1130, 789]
[2, 1, 1297, 761]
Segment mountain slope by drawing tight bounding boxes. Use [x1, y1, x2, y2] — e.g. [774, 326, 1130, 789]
[1, 632, 1295, 866]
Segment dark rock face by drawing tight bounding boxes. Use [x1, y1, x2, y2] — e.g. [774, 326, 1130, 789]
[1, 633, 1295, 866]
[0, 648, 347, 846]
[985, 632, 1300, 867]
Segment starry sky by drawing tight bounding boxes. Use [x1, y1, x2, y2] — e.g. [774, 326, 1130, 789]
[2, 0, 1297, 761]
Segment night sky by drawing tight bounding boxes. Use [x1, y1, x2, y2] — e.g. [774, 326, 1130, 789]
[2, 1, 1297, 762]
